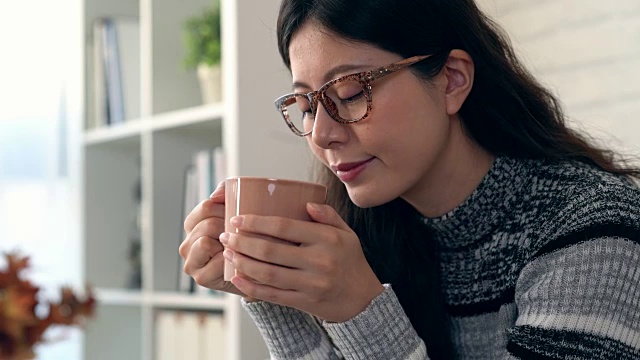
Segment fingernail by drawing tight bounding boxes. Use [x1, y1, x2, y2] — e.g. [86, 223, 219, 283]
[230, 216, 244, 227]
[308, 203, 322, 213]
[219, 232, 229, 245]
[223, 249, 234, 261]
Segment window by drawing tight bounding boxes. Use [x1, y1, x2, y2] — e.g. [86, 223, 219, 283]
[0, 0, 83, 359]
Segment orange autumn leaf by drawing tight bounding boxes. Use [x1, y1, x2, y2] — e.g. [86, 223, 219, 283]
[0, 252, 96, 359]
[0, 255, 29, 291]
[4, 288, 39, 324]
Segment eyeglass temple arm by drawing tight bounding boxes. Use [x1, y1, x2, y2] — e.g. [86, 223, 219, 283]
[368, 55, 432, 81]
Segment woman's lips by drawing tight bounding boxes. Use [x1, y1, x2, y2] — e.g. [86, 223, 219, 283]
[332, 157, 375, 182]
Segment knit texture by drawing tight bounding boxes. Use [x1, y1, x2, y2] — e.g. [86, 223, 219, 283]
[243, 156, 640, 359]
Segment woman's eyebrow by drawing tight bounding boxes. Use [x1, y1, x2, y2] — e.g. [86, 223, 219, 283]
[291, 63, 372, 91]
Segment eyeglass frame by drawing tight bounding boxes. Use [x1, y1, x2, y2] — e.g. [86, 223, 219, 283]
[274, 54, 432, 137]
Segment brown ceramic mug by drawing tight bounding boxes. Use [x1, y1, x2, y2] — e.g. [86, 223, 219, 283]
[223, 176, 327, 281]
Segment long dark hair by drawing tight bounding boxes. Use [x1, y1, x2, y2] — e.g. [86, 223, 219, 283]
[277, 0, 639, 358]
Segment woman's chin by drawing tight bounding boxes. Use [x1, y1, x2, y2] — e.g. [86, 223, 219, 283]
[347, 187, 395, 209]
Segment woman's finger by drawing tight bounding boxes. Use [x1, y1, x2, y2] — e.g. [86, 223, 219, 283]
[231, 274, 306, 307]
[230, 214, 331, 246]
[229, 204, 350, 246]
[183, 184, 225, 233]
[305, 203, 351, 231]
[226, 249, 308, 291]
[184, 236, 223, 275]
[179, 216, 224, 259]
[190, 250, 225, 288]
[220, 232, 306, 269]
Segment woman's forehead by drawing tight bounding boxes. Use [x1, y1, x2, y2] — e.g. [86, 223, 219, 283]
[289, 23, 391, 85]
[290, 24, 359, 62]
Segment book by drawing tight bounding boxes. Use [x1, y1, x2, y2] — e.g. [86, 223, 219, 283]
[200, 313, 226, 359]
[212, 146, 227, 189]
[92, 16, 140, 126]
[207, 147, 226, 298]
[193, 149, 214, 296]
[155, 311, 227, 359]
[112, 17, 140, 122]
[90, 18, 107, 129]
[178, 165, 197, 293]
[156, 311, 178, 360]
[178, 147, 227, 295]
[177, 312, 201, 359]
[102, 18, 123, 124]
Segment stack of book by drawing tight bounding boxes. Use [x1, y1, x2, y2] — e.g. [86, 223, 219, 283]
[155, 310, 227, 360]
[89, 16, 140, 128]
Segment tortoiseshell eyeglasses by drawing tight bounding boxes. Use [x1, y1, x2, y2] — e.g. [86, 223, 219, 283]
[274, 55, 432, 136]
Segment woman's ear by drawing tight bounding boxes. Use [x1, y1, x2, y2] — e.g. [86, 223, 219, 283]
[443, 49, 474, 115]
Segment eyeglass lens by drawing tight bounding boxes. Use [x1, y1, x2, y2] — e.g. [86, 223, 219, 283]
[283, 79, 368, 134]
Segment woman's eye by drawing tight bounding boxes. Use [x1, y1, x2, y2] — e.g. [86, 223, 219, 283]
[296, 102, 311, 114]
[340, 90, 364, 104]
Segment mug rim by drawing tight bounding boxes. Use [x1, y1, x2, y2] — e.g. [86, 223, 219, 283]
[225, 176, 327, 190]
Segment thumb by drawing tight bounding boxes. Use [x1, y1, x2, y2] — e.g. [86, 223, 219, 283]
[306, 203, 350, 231]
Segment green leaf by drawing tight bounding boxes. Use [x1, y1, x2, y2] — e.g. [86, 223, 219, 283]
[181, 2, 221, 70]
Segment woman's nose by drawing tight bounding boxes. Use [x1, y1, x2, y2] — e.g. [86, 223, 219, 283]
[311, 103, 349, 149]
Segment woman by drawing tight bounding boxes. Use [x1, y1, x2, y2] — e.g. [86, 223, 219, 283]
[179, 0, 640, 358]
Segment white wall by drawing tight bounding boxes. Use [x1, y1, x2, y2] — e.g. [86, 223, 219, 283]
[476, 0, 640, 158]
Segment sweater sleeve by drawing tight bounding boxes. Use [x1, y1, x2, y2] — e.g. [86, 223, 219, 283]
[242, 300, 340, 360]
[242, 284, 429, 360]
[508, 230, 640, 359]
[322, 284, 428, 359]
[242, 300, 341, 359]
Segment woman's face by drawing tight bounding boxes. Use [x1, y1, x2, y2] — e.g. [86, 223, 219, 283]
[288, 22, 453, 208]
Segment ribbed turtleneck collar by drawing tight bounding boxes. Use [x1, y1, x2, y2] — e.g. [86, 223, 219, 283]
[420, 156, 532, 250]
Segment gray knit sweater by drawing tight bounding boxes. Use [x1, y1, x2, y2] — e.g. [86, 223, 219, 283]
[242, 156, 640, 359]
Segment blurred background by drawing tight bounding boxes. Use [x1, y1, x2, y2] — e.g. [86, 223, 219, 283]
[1, 0, 84, 358]
[478, 0, 640, 153]
[0, 0, 638, 359]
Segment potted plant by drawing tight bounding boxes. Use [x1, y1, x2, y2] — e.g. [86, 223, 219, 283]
[183, 4, 222, 104]
[0, 252, 96, 360]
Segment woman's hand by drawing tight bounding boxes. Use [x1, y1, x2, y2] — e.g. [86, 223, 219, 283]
[178, 182, 245, 297]
[220, 203, 384, 322]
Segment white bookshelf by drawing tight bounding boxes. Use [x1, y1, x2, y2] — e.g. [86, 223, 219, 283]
[95, 288, 228, 310]
[94, 288, 145, 306]
[80, 1, 311, 359]
[84, 120, 144, 145]
[150, 292, 227, 311]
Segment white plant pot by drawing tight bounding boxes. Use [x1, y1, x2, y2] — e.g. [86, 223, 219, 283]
[197, 63, 222, 104]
